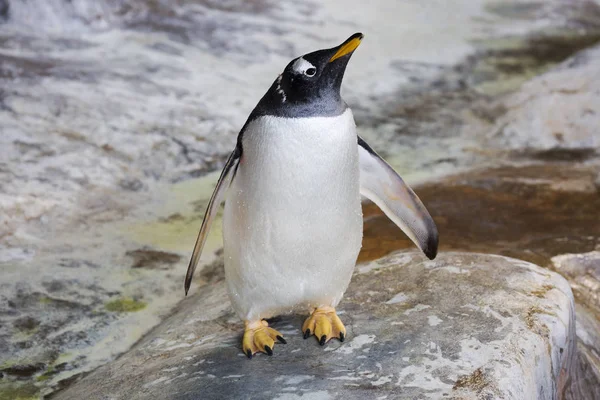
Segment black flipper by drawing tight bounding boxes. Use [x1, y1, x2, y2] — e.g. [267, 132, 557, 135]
[184, 146, 241, 295]
[358, 136, 438, 259]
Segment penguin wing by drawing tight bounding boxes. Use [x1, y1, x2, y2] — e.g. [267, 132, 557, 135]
[358, 136, 438, 259]
[184, 146, 241, 295]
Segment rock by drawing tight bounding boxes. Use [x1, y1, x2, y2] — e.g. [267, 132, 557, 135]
[566, 304, 600, 400]
[125, 248, 182, 269]
[491, 44, 600, 155]
[12, 315, 40, 331]
[0, 0, 8, 19]
[551, 251, 600, 399]
[0, 362, 46, 378]
[552, 251, 600, 314]
[55, 252, 576, 400]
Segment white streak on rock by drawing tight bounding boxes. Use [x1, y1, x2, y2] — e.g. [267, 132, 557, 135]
[404, 304, 431, 315]
[386, 292, 409, 305]
[371, 375, 393, 386]
[336, 334, 376, 355]
[143, 376, 169, 388]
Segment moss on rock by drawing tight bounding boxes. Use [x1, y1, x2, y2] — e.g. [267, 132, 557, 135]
[105, 298, 146, 313]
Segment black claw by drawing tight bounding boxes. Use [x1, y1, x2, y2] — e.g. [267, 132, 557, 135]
[276, 335, 287, 344]
[339, 332, 345, 342]
[303, 329, 311, 339]
[319, 335, 327, 346]
[264, 345, 273, 356]
[246, 350, 253, 359]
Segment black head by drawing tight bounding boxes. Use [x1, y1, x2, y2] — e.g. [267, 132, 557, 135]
[250, 33, 364, 119]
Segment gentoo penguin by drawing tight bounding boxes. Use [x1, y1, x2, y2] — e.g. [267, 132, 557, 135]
[185, 33, 438, 358]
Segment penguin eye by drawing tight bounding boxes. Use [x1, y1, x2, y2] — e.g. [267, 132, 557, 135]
[305, 67, 316, 77]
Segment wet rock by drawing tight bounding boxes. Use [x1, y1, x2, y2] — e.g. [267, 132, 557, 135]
[1, 362, 46, 378]
[118, 178, 145, 192]
[57, 259, 100, 269]
[361, 163, 600, 266]
[13, 316, 40, 331]
[194, 257, 225, 285]
[491, 44, 600, 153]
[0, 0, 8, 19]
[42, 280, 67, 293]
[54, 252, 576, 400]
[126, 248, 182, 269]
[467, 30, 600, 96]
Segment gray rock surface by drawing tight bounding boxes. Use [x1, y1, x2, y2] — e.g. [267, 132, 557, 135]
[552, 251, 600, 313]
[552, 251, 600, 399]
[55, 252, 576, 400]
[567, 304, 600, 400]
[490, 44, 600, 153]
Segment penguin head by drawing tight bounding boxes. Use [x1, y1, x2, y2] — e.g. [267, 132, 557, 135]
[279, 32, 363, 104]
[251, 33, 363, 119]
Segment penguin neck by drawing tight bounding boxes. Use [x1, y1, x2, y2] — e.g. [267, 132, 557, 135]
[249, 80, 348, 121]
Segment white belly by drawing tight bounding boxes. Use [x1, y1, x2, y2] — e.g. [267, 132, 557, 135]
[223, 109, 362, 321]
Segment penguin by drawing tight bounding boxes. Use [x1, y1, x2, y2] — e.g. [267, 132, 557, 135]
[185, 33, 438, 358]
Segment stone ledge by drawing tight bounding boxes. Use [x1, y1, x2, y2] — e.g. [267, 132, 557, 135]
[54, 252, 576, 400]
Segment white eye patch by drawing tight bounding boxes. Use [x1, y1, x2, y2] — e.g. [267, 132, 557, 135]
[292, 57, 316, 76]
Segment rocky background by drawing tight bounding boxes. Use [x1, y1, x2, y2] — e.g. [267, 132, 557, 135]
[0, 0, 599, 399]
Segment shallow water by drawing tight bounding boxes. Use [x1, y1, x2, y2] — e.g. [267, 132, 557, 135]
[1, 0, 599, 397]
[361, 163, 600, 267]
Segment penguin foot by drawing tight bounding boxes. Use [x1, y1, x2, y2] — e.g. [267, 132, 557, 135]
[242, 320, 286, 359]
[302, 306, 346, 346]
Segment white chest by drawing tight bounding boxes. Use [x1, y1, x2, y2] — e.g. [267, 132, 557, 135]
[238, 109, 359, 198]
